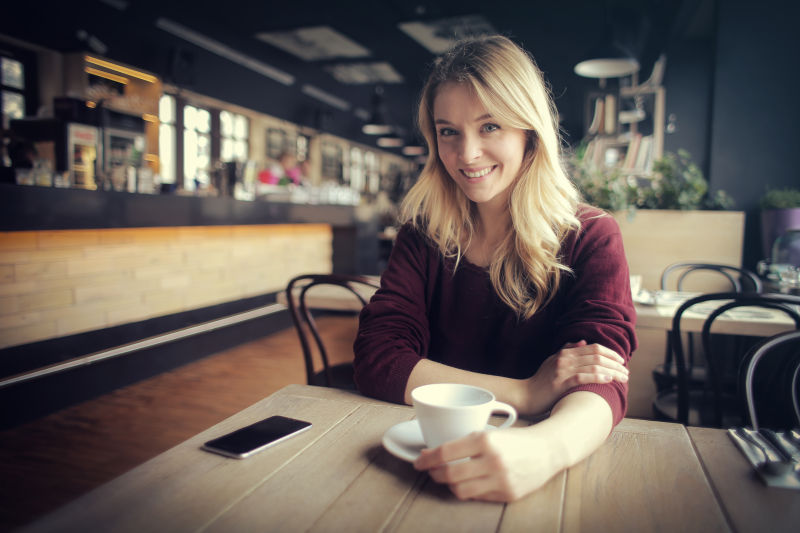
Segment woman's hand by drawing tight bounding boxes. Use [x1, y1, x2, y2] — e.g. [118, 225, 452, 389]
[413, 425, 563, 502]
[521, 340, 628, 415]
[413, 391, 614, 503]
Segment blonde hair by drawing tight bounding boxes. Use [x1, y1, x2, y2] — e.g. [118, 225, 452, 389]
[401, 35, 580, 319]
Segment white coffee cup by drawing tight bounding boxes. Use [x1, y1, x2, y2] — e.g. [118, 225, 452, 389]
[411, 383, 518, 448]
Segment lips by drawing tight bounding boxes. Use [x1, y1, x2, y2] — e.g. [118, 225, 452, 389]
[461, 165, 496, 180]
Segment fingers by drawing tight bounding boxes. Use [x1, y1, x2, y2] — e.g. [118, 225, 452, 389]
[556, 342, 629, 385]
[414, 431, 484, 470]
[413, 433, 508, 501]
[561, 341, 625, 365]
[413, 431, 545, 502]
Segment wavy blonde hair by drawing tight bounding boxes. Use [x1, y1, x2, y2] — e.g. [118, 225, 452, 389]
[401, 35, 581, 319]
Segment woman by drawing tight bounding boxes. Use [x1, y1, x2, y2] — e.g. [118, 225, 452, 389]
[353, 35, 636, 502]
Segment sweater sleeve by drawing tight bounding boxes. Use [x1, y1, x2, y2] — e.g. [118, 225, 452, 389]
[552, 210, 638, 425]
[353, 225, 431, 403]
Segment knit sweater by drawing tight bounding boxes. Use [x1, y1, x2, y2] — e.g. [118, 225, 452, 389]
[353, 205, 637, 425]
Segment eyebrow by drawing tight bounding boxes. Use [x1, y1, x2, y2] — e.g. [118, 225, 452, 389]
[434, 113, 493, 125]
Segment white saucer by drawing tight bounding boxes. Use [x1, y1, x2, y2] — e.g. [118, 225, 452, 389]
[381, 420, 497, 463]
[382, 420, 426, 462]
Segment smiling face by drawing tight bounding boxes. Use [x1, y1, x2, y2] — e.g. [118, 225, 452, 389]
[433, 82, 528, 214]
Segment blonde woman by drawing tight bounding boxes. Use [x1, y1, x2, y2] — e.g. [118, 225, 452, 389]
[354, 35, 636, 502]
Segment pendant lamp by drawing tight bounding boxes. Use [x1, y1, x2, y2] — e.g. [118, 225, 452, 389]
[574, 40, 640, 79]
[362, 85, 393, 135]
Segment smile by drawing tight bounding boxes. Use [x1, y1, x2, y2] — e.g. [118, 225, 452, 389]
[461, 166, 496, 179]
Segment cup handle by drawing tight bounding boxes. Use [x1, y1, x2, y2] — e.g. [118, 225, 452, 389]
[489, 401, 517, 430]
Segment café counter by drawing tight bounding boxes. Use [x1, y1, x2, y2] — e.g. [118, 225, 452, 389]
[0, 183, 379, 351]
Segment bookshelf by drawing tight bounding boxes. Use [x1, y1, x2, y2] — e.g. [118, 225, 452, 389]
[582, 85, 665, 177]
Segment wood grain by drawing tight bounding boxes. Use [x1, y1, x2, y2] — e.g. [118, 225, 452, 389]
[561, 419, 730, 533]
[688, 426, 800, 533]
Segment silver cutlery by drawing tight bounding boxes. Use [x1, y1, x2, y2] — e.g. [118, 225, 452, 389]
[734, 428, 797, 477]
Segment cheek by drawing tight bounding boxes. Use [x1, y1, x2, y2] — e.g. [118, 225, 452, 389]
[437, 144, 457, 174]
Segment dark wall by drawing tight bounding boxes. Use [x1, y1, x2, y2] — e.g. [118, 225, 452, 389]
[709, 0, 800, 269]
[663, 39, 714, 178]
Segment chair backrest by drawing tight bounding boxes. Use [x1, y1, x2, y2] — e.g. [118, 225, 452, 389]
[699, 295, 800, 427]
[660, 262, 762, 293]
[285, 274, 380, 388]
[670, 292, 800, 425]
[739, 329, 800, 431]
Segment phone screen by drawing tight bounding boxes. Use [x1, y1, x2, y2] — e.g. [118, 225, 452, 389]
[202, 415, 312, 459]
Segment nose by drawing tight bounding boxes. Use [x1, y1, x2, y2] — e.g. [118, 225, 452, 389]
[458, 133, 482, 162]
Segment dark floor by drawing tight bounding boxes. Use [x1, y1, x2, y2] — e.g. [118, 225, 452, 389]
[0, 315, 359, 530]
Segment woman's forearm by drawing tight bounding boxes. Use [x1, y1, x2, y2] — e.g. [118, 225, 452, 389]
[531, 390, 613, 469]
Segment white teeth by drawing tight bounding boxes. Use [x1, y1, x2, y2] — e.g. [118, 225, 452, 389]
[463, 167, 493, 178]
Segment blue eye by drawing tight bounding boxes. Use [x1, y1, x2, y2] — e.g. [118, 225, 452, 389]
[438, 127, 457, 137]
[483, 123, 500, 133]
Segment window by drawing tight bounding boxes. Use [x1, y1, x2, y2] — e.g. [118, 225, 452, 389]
[296, 134, 309, 163]
[349, 146, 364, 191]
[1, 57, 25, 130]
[183, 104, 211, 189]
[220, 110, 248, 162]
[365, 151, 380, 193]
[158, 94, 176, 184]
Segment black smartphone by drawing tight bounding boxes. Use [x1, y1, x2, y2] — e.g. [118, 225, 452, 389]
[202, 415, 312, 459]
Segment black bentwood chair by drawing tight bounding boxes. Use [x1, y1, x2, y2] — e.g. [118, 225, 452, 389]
[653, 263, 763, 394]
[285, 274, 380, 389]
[739, 329, 800, 431]
[653, 292, 800, 426]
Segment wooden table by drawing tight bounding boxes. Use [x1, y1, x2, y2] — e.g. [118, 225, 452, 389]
[23, 385, 799, 533]
[635, 291, 797, 336]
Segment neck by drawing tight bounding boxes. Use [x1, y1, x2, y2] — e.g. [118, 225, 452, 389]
[464, 203, 511, 267]
[476, 202, 511, 245]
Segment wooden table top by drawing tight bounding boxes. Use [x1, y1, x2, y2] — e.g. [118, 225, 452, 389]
[634, 291, 796, 336]
[23, 385, 799, 533]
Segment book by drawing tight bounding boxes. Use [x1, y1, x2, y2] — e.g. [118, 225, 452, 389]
[623, 133, 642, 170]
[634, 135, 653, 172]
[604, 94, 616, 135]
[587, 97, 604, 135]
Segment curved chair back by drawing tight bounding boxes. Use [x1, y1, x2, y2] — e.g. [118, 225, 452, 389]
[660, 262, 762, 293]
[700, 298, 800, 427]
[285, 274, 380, 389]
[739, 329, 800, 431]
[669, 292, 800, 425]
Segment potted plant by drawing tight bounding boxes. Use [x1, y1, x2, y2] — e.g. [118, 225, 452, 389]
[759, 187, 800, 260]
[568, 147, 734, 212]
[567, 148, 743, 291]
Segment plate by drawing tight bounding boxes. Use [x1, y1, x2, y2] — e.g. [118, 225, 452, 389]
[632, 289, 658, 306]
[382, 420, 426, 462]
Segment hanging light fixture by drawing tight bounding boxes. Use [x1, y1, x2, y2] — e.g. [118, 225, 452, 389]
[574, 39, 639, 79]
[362, 85, 394, 135]
[574, 5, 640, 81]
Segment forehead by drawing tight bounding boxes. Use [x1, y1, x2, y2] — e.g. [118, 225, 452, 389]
[432, 82, 488, 120]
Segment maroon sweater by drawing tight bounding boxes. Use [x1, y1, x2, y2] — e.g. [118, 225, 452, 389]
[353, 206, 637, 425]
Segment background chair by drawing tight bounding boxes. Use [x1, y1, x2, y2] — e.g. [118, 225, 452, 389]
[653, 263, 762, 395]
[285, 274, 380, 389]
[738, 329, 800, 431]
[660, 262, 763, 293]
[653, 292, 800, 426]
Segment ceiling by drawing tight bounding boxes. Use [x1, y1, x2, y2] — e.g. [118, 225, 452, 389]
[1, 0, 712, 151]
